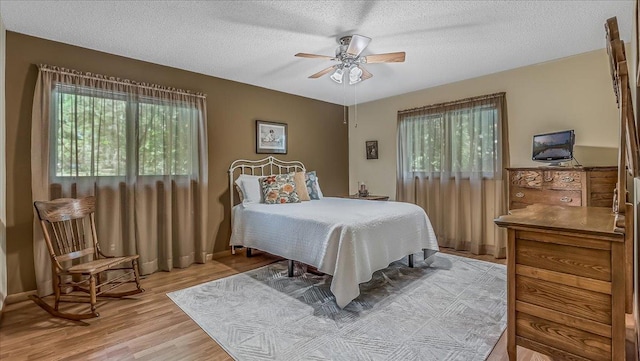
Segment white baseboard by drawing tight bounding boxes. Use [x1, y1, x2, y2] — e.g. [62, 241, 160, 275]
[211, 249, 232, 260]
[5, 290, 37, 305]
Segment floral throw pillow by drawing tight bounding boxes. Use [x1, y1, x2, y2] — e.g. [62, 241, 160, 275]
[260, 173, 301, 204]
[305, 171, 321, 200]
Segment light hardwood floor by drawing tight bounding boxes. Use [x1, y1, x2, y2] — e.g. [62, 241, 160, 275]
[0, 249, 635, 360]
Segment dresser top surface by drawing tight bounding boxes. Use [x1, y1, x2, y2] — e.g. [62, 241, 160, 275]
[495, 204, 623, 238]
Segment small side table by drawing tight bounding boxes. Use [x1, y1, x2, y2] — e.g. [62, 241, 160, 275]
[340, 194, 389, 201]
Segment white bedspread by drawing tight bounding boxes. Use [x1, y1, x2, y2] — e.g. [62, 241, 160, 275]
[230, 197, 439, 307]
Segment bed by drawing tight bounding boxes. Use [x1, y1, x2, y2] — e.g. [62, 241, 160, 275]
[228, 156, 439, 308]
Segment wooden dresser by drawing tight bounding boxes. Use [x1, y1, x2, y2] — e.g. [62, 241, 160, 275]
[495, 204, 625, 361]
[507, 166, 617, 210]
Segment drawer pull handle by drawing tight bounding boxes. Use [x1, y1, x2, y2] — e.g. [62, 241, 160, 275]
[525, 176, 536, 181]
[544, 176, 553, 182]
[561, 176, 574, 182]
[515, 192, 525, 198]
[560, 196, 572, 203]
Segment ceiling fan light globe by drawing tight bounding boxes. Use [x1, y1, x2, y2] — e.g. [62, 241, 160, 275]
[349, 66, 363, 84]
[330, 68, 344, 83]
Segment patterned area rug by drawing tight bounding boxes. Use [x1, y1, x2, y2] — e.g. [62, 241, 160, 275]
[167, 253, 507, 361]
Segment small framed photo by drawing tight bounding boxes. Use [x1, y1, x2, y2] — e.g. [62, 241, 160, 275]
[366, 140, 378, 159]
[256, 120, 287, 154]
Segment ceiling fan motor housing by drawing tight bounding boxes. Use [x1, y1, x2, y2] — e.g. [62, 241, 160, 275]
[336, 36, 361, 68]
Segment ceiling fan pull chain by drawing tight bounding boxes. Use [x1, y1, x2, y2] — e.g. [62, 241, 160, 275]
[354, 82, 358, 128]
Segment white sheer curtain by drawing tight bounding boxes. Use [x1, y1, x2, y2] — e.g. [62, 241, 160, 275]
[397, 93, 509, 258]
[31, 65, 209, 296]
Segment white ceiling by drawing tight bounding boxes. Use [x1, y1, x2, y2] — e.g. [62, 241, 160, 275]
[0, 1, 634, 106]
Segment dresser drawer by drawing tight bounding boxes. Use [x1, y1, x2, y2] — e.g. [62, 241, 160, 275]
[510, 170, 542, 189]
[544, 171, 582, 190]
[516, 275, 611, 323]
[515, 238, 611, 281]
[510, 187, 581, 207]
[516, 312, 611, 361]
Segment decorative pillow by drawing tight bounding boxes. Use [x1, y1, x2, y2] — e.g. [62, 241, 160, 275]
[260, 173, 301, 204]
[235, 184, 245, 203]
[305, 171, 321, 200]
[293, 171, 311, 201]
[235, 174, 264, 205]
[316, 177, 324, 198]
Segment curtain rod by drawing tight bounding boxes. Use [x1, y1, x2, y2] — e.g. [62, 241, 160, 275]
[398, 92, 505, 115]
[38, 64, 207, 99]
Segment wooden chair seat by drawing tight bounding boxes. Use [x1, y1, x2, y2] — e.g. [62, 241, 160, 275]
[65, 255, 140, 274]
[31, 196, 144, 321]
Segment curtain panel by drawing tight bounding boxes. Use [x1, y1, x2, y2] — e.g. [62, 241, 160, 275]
[396, 93, 509, 258]
[31, 64, 209, 296]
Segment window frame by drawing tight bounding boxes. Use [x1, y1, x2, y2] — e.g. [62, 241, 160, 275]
[401, 101, 500, 179]
[50, 83, 198, 180]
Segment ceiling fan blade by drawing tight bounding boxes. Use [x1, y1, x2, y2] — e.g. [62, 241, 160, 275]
[364, 52, 406, 63]
[295, 53, 336, 60]
[346, 34, 371, 57]
[309, 65, 337, 79]
[360, 66, 373, 80]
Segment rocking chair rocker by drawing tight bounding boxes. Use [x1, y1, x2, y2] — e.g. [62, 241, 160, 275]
[32, 196, 144, 320]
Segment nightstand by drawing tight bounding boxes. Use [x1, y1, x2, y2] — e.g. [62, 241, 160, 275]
[340, 194, 389, 201]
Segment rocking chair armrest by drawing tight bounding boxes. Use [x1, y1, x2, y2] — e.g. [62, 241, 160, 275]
[97, 249, 138, 260]
[51, 257, 65, 271]
[97, 250, 117, 259]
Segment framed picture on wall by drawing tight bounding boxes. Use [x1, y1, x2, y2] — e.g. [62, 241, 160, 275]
[256, 120, 287, 154]
[366, 140, 378, 159]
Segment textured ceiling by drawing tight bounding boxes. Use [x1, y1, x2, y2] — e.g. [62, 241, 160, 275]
[0, 1, 634, 106]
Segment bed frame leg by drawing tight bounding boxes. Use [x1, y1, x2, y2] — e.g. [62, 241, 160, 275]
[288, 260, 294, 277]
[408, 254, 414, 268]
[246, 248, 252, 258]
[423, 249, 436, 266]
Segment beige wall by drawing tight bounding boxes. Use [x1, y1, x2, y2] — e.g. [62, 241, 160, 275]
[0, 12, 6, 311]
[348, 47, 621, 199]
[5, 32, 348, 295]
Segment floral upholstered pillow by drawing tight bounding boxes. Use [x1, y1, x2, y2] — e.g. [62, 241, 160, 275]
[260, 173, 301, 204]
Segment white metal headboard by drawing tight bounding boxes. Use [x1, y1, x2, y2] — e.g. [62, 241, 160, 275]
[228, 155, 306, 218]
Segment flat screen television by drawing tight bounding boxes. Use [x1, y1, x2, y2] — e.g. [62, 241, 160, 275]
[532, 130, 574, 165]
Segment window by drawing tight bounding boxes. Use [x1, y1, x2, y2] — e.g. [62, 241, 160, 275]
[52, 84, 197, 177]
[400, 101, 500, 178]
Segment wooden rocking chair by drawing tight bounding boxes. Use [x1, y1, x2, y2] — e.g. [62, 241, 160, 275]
[31, 196, 144, 320]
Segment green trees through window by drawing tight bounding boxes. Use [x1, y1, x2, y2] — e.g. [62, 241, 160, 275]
[402, 103, 499, 177]
[53, 85, 196, 177]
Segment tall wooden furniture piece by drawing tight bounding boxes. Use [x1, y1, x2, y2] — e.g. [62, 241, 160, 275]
[31, 196, 144, 320]
[493, 16, 637, 361]
[507, 166, 617, 210]
[495, 205, 626, 361]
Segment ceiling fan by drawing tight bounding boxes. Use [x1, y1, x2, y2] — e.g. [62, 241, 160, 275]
[295, 35, 406, 85]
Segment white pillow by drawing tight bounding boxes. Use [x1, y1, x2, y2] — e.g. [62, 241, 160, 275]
[235, 174, 264, 205]
[316, 177, 324, 198]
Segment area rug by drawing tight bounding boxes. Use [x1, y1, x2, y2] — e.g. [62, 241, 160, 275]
[167, 253, 507, 361]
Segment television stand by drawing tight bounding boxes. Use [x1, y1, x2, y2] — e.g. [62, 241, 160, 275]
[507, 166, 617, 210]
[543, 161, 565, 166]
